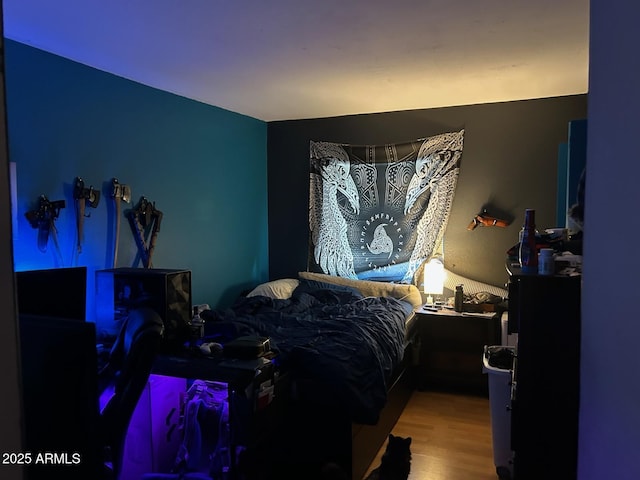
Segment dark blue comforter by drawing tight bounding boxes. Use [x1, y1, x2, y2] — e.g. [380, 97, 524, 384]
[208, 281, 409, 424]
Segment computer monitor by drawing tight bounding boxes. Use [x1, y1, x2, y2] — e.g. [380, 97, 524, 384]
[15, 267, 100, 478]
[15, 266, 87, 321]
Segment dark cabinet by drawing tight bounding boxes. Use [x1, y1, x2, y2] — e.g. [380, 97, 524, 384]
[417, 308, 501, 395]
[508, 273, 581, 479]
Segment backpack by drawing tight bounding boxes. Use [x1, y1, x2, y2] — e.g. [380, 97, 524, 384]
[174, 380, 230, 478]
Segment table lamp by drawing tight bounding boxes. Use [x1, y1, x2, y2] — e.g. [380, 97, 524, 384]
[423, 257, 446, 306]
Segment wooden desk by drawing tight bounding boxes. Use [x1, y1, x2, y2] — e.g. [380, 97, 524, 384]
[415, 307, 500, 395]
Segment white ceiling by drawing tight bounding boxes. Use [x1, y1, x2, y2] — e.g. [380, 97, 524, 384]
[3, 0, 589, 122]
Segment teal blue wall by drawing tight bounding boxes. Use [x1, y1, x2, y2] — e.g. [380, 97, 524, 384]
[5, 40, 268, 325]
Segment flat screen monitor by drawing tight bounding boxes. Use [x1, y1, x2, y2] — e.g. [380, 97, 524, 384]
[15, 266, 87, 321]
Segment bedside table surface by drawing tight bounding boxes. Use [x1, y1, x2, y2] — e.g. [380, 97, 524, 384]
[415, 306, 497, 319]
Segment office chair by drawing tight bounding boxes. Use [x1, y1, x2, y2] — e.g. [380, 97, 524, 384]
[99, 307, 165, 480]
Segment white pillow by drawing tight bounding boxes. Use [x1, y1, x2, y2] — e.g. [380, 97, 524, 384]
[246, 279, 300, 299]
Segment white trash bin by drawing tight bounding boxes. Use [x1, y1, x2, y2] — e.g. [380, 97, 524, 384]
[483, 345, 516, 480]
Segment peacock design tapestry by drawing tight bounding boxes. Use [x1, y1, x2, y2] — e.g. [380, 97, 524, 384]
[308, 130, 464, 285]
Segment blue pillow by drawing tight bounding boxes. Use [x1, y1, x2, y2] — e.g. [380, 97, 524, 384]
[294, 278, 364, 299]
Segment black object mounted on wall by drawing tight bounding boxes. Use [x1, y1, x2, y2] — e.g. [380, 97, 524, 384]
[24, 194, 65, 253]
[467, 207, 511, 230]
[110, 178, 132, 268]
[126, 196, 163, 268]
[73, 176, 101, 254]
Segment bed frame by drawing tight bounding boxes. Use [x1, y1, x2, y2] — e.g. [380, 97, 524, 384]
[268, 313, 420, 480]
[351, 323, 420, 479]
[236, 275, 424, 479]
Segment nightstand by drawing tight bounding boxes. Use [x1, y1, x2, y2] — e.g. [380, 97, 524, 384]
[415, 306, 501, 395]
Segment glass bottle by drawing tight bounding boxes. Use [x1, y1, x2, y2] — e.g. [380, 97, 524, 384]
[454, 284, 464, 312]
[519, 209, 538, 274]
[191, 306, 204, 339]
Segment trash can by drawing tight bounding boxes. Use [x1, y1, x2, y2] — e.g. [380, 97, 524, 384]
[483, 345, 516, 480]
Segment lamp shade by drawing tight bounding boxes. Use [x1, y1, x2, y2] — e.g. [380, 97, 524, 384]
[423, 257, 446, 296]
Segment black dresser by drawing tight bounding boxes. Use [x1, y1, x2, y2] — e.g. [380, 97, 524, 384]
[507, 267, 581, 480]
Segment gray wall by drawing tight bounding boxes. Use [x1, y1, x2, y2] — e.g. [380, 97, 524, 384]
[267, 95, 587, 289]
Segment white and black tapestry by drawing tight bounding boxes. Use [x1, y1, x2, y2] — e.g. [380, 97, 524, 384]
[308, 130, 464, 284]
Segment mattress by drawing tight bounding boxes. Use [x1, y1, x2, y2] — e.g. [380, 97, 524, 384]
[247, 275, 421, 345]
[203, 278, 413, 424]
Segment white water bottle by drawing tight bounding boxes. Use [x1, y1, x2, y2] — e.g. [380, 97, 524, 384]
[538, 248, 555, 275]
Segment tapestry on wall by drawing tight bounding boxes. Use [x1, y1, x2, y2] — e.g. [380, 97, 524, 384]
[308, 130, 464, 285]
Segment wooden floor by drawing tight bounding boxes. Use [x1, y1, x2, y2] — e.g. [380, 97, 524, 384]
[362, 390, 499, 480]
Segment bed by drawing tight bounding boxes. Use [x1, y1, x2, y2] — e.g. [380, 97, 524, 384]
[202, 271, 423, 479]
